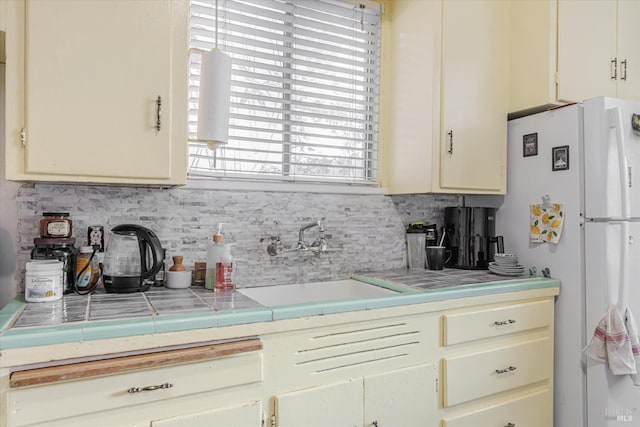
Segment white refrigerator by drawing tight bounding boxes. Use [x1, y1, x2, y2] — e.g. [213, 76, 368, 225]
[497, 97, 640, 427]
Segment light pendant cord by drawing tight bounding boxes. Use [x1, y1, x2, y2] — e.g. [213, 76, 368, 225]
[215, 0, 219, 48]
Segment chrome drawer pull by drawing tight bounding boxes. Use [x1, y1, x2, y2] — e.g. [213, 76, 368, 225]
[127, 382, 173, 394]
[494, 319, 516, 326]
[495, 366, 517, 374]
[155, 95, 162, 132]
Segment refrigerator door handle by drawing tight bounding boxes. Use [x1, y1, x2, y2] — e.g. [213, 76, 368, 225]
[612, 221, 631, 310]
[609, 107, 632, 218]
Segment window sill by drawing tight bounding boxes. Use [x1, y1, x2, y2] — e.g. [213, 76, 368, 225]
[185, 176, 389, 195]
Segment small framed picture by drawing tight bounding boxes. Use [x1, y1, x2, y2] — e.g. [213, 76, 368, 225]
[523, 133, 538, 157]
[552, 145, 570, 171]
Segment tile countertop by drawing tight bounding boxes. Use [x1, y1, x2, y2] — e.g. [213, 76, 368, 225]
[0, 269, 560, 351]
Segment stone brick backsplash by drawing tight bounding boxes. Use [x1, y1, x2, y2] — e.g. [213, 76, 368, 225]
[15, 184, 457, 289]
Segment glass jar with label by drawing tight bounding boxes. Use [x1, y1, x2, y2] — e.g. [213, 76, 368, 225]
[75, 246, 100, 292]
[39, 212, 73, 238]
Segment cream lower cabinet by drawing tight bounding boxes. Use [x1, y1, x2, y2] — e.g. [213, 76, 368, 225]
[382, 0, 508, 195]
[440, 298, 555, 426]
[0, 290, 557, 427]
[4, 0, 188, 185]
[5, 341, 264, 427]
[150, 400, 263, 427]
[265, 309, 440, 427]
[274, 363, 437, 427]
[442, 387, 551, 427]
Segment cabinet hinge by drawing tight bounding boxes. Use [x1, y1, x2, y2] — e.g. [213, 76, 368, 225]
[20, 127, 27, 147]
[554, 71, 559, 85]
[435, 377, 439, 393]
[271, 414, 276, 427]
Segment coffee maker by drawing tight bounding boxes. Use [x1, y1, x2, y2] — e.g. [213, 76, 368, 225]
[443, 207, 504, 269]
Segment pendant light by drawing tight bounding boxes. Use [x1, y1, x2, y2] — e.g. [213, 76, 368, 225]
[196, 0, 232, 150]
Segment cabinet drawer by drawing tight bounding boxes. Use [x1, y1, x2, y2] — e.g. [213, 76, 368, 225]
[442, 337, 552, 407]
[442, 387, 552, 427]
[443, 299, 553, 346]
[7, 348, 263, 426]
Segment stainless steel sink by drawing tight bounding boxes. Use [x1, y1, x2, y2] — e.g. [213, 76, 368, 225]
[237, 279, 397, 306]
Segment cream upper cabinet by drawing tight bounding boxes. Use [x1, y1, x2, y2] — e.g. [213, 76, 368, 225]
[439, 0, 508, 194]
[4, 0, 188, 185]
[508, 0, 558, 115]
[617, 0, 640, 99]
[510, 0, 640, 117]
[557, 0, 617, 101]
[382, 0, 508, 195]
[0, 0, 6, 32]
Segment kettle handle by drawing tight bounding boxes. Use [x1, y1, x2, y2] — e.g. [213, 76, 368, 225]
[138, 228, 164, 280]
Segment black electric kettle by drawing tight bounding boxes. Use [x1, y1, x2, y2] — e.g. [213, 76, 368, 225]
[102, 224, 164, 293]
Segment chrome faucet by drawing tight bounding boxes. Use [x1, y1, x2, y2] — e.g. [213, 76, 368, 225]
[297, 220, 326, 251]
[266, 220, 329, 255]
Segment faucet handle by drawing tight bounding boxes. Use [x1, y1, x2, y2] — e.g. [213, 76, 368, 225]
[266, 235, 284, 256]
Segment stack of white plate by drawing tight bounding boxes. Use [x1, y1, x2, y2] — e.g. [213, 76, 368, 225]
[489, 254, 525, 276]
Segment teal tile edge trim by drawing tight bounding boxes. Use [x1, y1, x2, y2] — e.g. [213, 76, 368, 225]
[271, 303, 324, 320]
[216, 308, 273, 327]
[365, 293, 423, 309]
[0, 323, 83, 350]
[350, 274, 417, 293]
[82, 318, 155, 341]
[153, 311, 219, 333]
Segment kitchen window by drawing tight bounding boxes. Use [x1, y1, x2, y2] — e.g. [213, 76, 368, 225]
[188, 0, 382, 187]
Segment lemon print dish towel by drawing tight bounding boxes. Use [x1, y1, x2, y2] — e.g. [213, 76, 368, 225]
[530, 203, 565, 244]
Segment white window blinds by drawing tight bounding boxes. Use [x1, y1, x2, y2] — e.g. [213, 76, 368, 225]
[188, 0, 382, 185]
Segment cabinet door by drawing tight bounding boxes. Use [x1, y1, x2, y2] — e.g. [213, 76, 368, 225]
[150, 400, 262, 427]
[508, 0, 557, 114]
[275, 378, 363, 427]
[440, 0, 508, 193]
[364, 364, 437, 427]
[617, 0, 640, 100]
[557, 0, 617, 101]
[23, 0, 179, 180]
[0, 0, 6, 32]
[382, 0, 441, 194]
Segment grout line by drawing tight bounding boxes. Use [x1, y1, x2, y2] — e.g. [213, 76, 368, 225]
[142, 293, 158, 316]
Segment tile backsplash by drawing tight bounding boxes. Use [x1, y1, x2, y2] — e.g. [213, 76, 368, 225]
[14, 184, 456, 290]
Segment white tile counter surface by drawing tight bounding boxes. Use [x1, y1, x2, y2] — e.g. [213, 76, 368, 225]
[0, 269, 560, 351]
[11, 287, 261, 327]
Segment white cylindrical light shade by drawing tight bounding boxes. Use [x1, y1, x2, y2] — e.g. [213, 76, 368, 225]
[197, 48, 232, 148]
